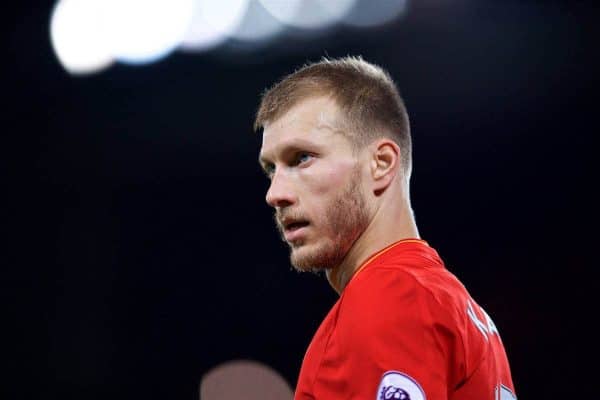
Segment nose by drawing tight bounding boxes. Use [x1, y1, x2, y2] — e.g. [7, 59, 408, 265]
[265, 169, 296, 208]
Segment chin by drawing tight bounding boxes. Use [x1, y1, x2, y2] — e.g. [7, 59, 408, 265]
[289, 241, 340, 273]
[290, 247, 320, 272]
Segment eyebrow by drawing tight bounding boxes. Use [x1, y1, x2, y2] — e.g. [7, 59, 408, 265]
[259, 139, 320, 163]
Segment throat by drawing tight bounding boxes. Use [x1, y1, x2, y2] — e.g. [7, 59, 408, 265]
[325, 233, 372, 294]
[325, 261, 354, 295]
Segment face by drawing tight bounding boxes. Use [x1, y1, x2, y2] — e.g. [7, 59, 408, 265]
[259, 97, 371, 272]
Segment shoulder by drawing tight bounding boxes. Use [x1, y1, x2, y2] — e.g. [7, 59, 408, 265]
[343, 263, 461, 313]
[331, 264, 469, 395]
[336, 263, 466, 343]
[344, 266, 425, 308]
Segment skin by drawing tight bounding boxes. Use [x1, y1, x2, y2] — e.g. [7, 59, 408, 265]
[259, 96, 420, 294]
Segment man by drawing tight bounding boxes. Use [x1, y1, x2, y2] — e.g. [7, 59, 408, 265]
[255, 56, 517, 400]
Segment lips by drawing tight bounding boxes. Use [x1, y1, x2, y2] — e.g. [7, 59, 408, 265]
[279, 217, 310, 242]
[284, 220, 309, 231]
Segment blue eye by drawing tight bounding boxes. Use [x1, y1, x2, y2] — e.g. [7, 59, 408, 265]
[295, 152, 313, 165]
[263, 163, 275, 178]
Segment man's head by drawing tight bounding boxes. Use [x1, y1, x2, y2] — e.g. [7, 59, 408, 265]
[255, 56, 412, 175]
[256, 56, 412, 273]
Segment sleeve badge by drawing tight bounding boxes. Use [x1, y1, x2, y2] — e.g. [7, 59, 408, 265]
[377, 371, 426, 400]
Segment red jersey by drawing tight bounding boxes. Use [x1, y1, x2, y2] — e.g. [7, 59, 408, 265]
[294, 239, 516, 400]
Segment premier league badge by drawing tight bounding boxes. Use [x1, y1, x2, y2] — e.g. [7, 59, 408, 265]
[377, 371, 425, 400]
[380, 385, 411, 399]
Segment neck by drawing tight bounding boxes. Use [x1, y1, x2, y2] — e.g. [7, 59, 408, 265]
[326, 200, 419, 294]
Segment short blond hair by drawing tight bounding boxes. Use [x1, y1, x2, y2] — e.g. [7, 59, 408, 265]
[254, 56, 412, 173]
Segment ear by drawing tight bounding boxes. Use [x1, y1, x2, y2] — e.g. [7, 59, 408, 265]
[370, 139, 401, 195]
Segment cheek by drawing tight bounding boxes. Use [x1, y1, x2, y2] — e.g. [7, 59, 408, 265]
[308, 159, 355, 195]
[302, 160, 357, 219]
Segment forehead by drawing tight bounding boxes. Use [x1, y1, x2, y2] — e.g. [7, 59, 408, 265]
[259, 97, 345, 158]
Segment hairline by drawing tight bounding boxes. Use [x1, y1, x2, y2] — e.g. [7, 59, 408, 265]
[259, 93, 394, 153]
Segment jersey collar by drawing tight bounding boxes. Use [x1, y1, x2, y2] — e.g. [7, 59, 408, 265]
[350, 238, 431, 282]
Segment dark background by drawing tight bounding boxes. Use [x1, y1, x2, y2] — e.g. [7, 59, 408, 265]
[6, 1, 597, 399]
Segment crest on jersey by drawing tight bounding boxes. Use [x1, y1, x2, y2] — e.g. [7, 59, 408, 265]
[377, 371, 425, 400]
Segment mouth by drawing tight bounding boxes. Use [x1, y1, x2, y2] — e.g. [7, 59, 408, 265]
[284, 220, 310, 232]
[280, 218, 310, 242]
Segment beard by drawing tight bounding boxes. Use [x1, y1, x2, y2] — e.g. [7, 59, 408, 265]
[275, 168, 370, 273]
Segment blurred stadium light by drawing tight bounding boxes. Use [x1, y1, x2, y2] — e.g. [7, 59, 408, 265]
[104, 0, 195, 65]
[179, 0, 249, 52]
[227, 0, 285, 44]
[50, 0, 409, 75]
[257, 0, 356, 30]
[50, 0, 114, 75]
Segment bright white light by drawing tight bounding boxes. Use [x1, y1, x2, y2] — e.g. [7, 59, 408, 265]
[230, 0, 284, 43]
[180, 0, 249, 52]
[342, 0, 408, 27]
[50, 0, 114, 75]
[104, 0, 195, 64]
[259, 0, 356, 30]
